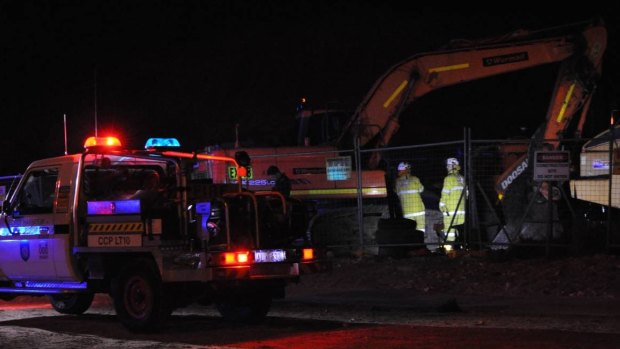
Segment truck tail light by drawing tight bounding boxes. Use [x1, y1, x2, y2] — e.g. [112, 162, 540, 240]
[302, 248, 314, 260]
[221, 251, 250, 265]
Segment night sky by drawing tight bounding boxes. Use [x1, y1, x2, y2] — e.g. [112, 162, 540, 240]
[1, 2, 619, 174]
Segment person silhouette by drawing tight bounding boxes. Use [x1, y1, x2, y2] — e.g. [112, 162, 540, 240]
[267, 165, 291, 198]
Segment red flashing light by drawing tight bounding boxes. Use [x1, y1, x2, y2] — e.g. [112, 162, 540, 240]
[238, 167, 248, 178]
[302, 248, 314, 260]
[84, 136, 122, 149]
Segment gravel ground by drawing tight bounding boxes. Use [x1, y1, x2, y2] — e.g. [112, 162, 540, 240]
[1, 251, 620, 349]
[292, 251, 620, 299]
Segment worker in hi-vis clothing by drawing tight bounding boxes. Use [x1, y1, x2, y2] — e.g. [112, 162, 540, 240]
[395, 162, 425, 232]
[439, 157, 465, 251]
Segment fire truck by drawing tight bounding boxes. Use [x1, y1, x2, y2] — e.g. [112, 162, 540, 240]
[0, 136, 325, 331]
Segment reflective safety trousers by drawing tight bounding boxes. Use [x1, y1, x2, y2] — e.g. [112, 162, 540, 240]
[395, 175, 425, 230]
[440, 172, 465, 230]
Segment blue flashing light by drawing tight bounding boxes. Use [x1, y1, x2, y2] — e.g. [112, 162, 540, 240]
[145, 138, 181, 149]
[0, 225, 52, 237]
[592, 159, 609, 169]
[87, 200, 141, 215]
[195, 201, 211, 215]
[22, 281, 88, 289]
[0, 174, 21, 181]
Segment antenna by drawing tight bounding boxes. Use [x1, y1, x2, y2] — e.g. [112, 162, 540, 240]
[235, 123, 240, 148]
[63, 113, 68, 155]
[94, 68, 98, 137]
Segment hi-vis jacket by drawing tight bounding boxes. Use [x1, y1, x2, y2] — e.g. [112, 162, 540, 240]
[440, 172, 465, 227]
[395, 175, 425, 230]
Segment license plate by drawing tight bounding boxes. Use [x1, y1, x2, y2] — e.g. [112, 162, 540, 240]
[254, 249, 286, 263]
[88, 234, 142, 247]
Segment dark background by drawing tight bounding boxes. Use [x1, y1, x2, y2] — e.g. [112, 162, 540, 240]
[1, 1, 619, 174]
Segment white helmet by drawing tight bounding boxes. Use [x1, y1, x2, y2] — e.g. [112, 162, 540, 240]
[446, 157, 460, 171]
[397, 162, 411, 171]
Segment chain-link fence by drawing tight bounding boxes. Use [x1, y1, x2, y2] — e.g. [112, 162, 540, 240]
[240, 128, 620, 257]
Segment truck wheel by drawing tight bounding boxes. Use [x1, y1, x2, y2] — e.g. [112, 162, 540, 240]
[112, 260, 170, 332]
[216, 293, 272, 324]
[49, 293, 94, 315]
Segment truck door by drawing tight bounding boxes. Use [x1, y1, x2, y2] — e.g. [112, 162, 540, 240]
[0, 165, 77, 281]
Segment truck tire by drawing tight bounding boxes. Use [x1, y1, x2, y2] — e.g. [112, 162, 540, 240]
[112, 259, 171, 332]
[215, 293, 272, 324]
[49, 293, 94, 315]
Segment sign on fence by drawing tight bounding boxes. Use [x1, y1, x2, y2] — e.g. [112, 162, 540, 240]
[533, 151, 570, 181]
[326, 156, 351, 181]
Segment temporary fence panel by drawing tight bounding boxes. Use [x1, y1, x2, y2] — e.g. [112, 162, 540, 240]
[226, 134, 620, 257]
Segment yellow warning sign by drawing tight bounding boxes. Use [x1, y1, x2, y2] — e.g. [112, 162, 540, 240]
[89, 223, 144, 233]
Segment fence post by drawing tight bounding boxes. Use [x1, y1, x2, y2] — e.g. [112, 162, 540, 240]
[607, 111, 616, 252]
[464, 127, 471, 249]
[354, 127, 365, 254]
[546, 182, 555, 257]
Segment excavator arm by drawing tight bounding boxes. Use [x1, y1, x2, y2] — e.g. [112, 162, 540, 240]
[342, 19, 606, 194]
[496, 28, 605, 195]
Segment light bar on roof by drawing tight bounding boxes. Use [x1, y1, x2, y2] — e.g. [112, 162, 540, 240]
[84, 136, 122, 149]
[145, 138, 181, 149]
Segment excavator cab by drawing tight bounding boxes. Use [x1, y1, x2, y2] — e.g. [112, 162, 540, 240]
[295, 108, 353, 146]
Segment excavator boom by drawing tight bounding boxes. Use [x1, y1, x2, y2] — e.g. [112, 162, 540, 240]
[342, 20, 606, 192]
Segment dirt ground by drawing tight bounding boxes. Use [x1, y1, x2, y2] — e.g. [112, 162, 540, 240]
[2, 251, 620, 348]
[293, 250, 620, 299]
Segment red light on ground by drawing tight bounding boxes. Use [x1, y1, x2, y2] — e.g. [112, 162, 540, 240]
[302, 248, 314, 260]
[0, 300, 51, 310]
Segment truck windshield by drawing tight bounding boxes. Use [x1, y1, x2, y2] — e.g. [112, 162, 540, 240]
[15, 169, 58, 215]
[82, 154, 170, 201]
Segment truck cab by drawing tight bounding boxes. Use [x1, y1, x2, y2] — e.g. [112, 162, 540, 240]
[0, 136, 325, 331]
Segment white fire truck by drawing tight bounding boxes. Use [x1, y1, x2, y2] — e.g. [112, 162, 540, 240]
[0, 137, 325, 331]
